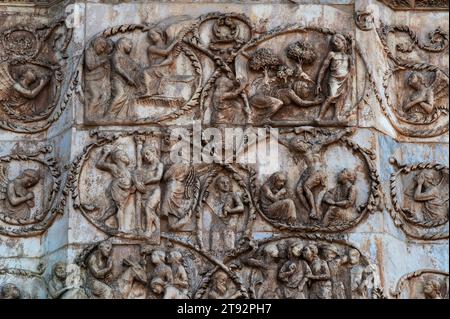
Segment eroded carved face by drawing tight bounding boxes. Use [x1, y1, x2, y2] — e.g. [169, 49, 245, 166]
[112, 150, 131, 166]
[168, 251, 182, 264]
[142, 147, 158, 164]
[54, 262, 67, 280]
[423, 280, 441, 299]
[271, 172, 287, 190]
[302, 245, 317, 262]
[332, 35, 346, 52]
[407, 73, 424, 90]
[338, 169, 356, 184]
[291, 244, 302, 258]
[216, 176, 231, 193]
[213, 272, 228, 294]
[151, 250, 166, 264]
[1, 284, 20, 299]
[349, 249, 360, 265]
[20, 169, 40, 188]
[148, 29, 163, 44]
[265, 244, 279, 258]
[99, 242, 112, 257]
[94, 37, 108, 54]
[22, 69, 38, 86]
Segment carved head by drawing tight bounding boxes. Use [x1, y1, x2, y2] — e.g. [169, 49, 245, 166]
[151, 250, 166, 265]
[93, 36, 113, 55]
[338, 168, 356, 184]
[416, 170, 440, 187]
[18, 169, 40, 188]
[270, 172, 287, 190]
[0, 283, 21, 299]
[98, 241, 112, 258]
[212, 271, 228, 295]
[167, 251, 183, 264]
[423, 279, 442, 299]
[142, 145, 159, 164]
[53, 261, 67, 280]
[302, 244, 318, 263]
[264, 243, 279, 259]
[111, 149, 131, 166]
[407, 72, 426, 90]
[21, 68, 38, 86]
[216, 76, 236, 91]
[150, 277, 165, 295]
[289, 242, 303, 258]
[320, 244, 339, 261]
[349, 248, 361, 265]
[147, 28, 165, 44]
[116, 38, 133, 54]
[331, 34, 347, 52]
[215, 175, 232, 193]
[289, 136, 311, 153]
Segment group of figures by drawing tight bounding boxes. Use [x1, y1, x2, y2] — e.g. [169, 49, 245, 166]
[0, 5, 448, 300]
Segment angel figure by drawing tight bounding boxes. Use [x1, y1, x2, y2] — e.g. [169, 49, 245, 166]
[0, 166, 40, 220]
[0, 63, 50, 116]
[402, 71, 449, 122]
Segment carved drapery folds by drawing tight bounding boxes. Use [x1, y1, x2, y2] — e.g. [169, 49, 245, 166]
[389, 158, 449, 240]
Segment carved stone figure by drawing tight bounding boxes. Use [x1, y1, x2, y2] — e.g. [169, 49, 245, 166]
[322, 169, 358, 225]
[208, 271, 242, 299]
[278, 241, 311, 299]
[210, 76, 248, 125]
[116, 257, 148, 299]
[161, 163, 199, 230]
[96, 146, 134, 232]
[150, 250, 173, 285]
[48, 262, 68, 299]
[407, 170, 449, 222]
[348, 249, 372, 299]
[85, 36, 114, 116]
[285, 128, 351, 222]
[320, 244, 348, 299]
[259, 172, 297, 224]
[302, 244, 332, 299]
[423, 279, 444, 299]
[108, 38, 146, 118]
[208, 175, 245, 254]
[0, 168, 40, 220]
[167, 250, 189, 295]
[315, 34, 353, 122]
[133, 144, 163, 236]
[150, 277, 188, 299]
[403, 72, 435, 115]
[0, 283, 21, 299]
[86, 241, 114, 299]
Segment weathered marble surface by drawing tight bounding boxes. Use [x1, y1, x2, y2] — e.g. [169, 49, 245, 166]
[0, 0, 448, 299]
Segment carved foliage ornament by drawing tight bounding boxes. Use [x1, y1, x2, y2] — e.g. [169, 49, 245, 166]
[0, 20, 75, 133]
[389, 158, 449, 240]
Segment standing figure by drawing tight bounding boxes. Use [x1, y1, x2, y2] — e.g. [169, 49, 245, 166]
[96, 146, 134, 232]
[167, 250, 189, 296]
[208, 176, 245, 254]
[278, 241, 311, 299]
[208, 271, 243, 299]
[161, 163, 199, 230]
[316, 34, 353, 121]
[1, 168, 40, 220]
[244, 243, 281, 299]
[210, 76, 248, 126]
[85, 36, 114, 116]
[259, 172, 297, 224]
[133, 145, 163, 235]
[320, 244, 348, 299]
[348, 249, 372, 299]
[283, 128, 351, 222]
[302, 244, 332, 299]
[108, 38, 146, 118]
[403, 72, 434, 115]
[322, 168, 357, 225]
[86, 241, 114, 299]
